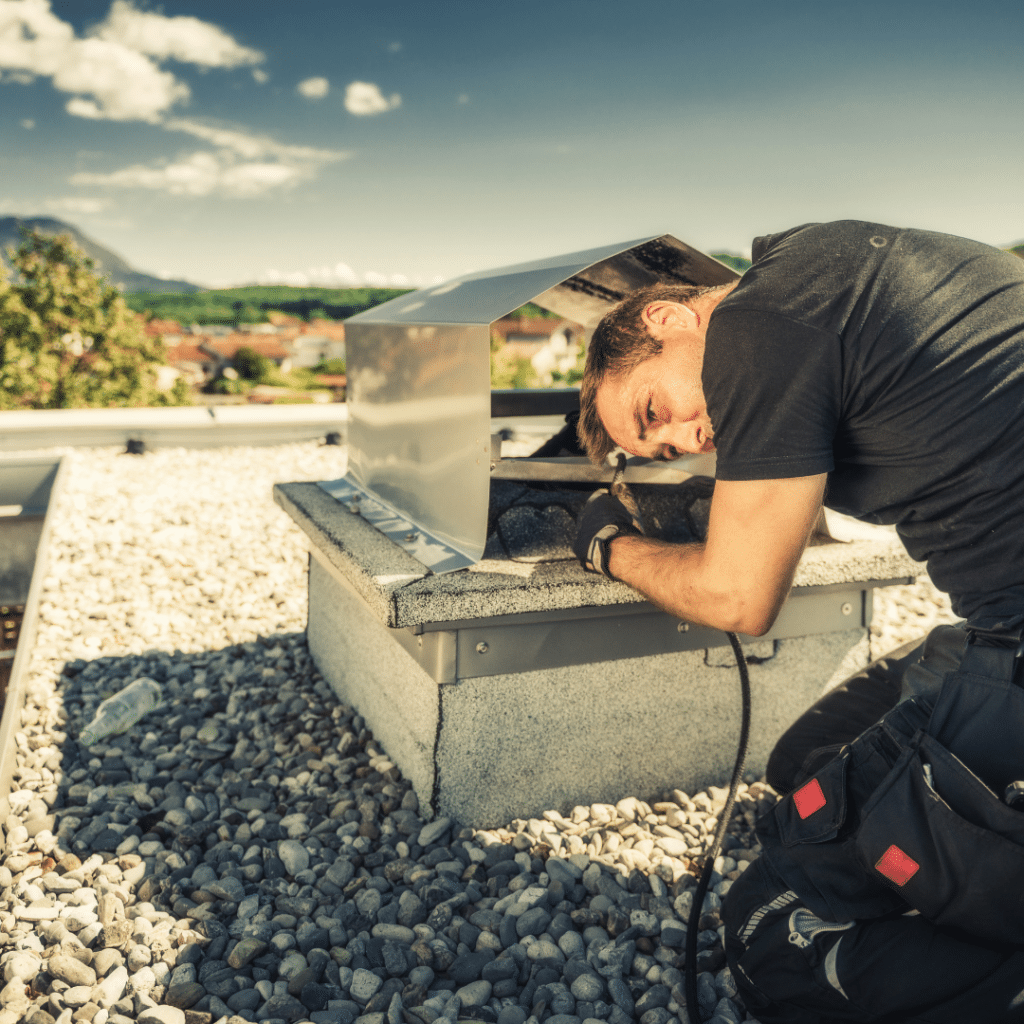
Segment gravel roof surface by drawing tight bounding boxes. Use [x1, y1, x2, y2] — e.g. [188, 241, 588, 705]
[0, 443, 958, 1024]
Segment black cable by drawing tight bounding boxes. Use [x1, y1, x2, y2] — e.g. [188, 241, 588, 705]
[685, 630, 752, 1024]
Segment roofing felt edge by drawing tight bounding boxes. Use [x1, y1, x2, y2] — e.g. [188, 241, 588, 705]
[276, 482, 927, 630]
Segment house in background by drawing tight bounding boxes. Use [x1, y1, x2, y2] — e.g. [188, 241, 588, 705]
[143, 317, 183, 339]
[490, 316, 585, 361]
[491, 316, 587, 385]
[163, 341, 219, 385]
[199, 336, 293, 376]
[277, 319, 346, 369]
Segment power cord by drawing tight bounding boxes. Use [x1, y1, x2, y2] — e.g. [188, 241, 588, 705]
[685, 631, 752, 1024]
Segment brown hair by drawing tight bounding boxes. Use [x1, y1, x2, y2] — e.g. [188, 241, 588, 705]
[578, 282, 713, 463]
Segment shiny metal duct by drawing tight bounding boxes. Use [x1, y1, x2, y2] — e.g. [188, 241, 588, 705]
[321, 235, 739, 573]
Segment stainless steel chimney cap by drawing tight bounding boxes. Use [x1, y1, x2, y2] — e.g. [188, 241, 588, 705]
[323, 235, 738, 573]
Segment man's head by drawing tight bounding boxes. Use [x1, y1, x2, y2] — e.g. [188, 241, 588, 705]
[578, 282, 720, 464]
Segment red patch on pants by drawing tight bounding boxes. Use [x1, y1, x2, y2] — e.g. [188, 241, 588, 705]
[792, 778, 827, 819]
[875, 844, 920, 886]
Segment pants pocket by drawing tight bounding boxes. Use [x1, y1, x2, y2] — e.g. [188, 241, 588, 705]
[927, 644, 1024, 796]
[855, 732, 1024, 943]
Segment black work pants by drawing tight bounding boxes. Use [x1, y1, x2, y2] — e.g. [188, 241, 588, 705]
[725, 624, 1024, 1024]
[765, 626, 965, 795]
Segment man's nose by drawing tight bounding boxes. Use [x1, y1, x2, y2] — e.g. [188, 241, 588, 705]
[661, 421, 703, 456]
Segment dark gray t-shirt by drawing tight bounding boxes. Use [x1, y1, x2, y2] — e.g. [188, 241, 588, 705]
[702, 220, 1024, 622]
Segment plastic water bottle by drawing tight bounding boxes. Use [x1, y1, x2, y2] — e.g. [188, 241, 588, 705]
[79, 677, 162, 746]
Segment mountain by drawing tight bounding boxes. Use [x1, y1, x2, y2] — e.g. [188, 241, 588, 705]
[0, 216, 202, 294]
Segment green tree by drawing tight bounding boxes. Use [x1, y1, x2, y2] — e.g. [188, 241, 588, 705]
[0, 229, 189, 409]
[312, 357, 346, 375]
[233, 345, 272, 382]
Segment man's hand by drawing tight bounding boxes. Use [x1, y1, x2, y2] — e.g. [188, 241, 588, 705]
[573, 489, 644, 580]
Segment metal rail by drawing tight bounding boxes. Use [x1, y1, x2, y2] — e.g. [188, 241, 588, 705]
[0, 456, 66, 843]
[0, 404, 349, 452]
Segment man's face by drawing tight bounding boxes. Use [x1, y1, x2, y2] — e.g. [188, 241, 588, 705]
[594, 341, 715, 461]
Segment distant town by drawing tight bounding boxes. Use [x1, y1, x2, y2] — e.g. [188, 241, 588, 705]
[4, 213, 1021, 407]
[141, 300, 589, 404]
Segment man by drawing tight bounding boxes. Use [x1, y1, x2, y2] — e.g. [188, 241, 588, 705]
[572, 221, 1024, 1023]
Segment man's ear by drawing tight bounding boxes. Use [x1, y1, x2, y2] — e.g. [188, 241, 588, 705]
[641, 300, 691, 330]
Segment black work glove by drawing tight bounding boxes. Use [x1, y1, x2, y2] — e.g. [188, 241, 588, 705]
[573, 489, 644, 580]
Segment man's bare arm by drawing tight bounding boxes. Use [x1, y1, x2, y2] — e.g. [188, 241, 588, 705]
[605, 473, 827, 635]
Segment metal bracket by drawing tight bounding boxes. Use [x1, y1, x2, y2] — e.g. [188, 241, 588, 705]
[389, 581, 905, 684]
[487, 453, 717, 484]
[317, 477, 473, 574]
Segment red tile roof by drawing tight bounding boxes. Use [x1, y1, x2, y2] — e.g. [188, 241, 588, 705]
[166, 343, 216, 365]
[306, 319, 346, 341]
[491, 317, 580, 342]
[144, 318, 183, 336]
[201, 336, 291, 361]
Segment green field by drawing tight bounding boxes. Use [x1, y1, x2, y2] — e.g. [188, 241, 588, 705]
[710, 253, 752, 273]
[125, 285, 414, 325]
[125, 262, 762, 328]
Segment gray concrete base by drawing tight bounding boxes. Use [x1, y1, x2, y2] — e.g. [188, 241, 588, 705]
[307, 554, 439, 808]
[308, 551, 869, 827]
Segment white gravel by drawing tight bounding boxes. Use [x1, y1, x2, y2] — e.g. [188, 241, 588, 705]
[0, 442, 957, 1024]
[32, 443, 349, 661]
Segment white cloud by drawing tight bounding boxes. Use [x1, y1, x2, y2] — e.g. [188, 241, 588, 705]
[71, 151, 304, 198]
[255, 262, 410, 288]
[94, 1, 262, 68]
[58, 37, 189, 121]
[457, 93, 469, 104]
[20, 117, 33, 128]
[69, 120, 347, 198]
[1, 2, 344, 200]
[0, 0, 262, 122]
[165, 118, 345, 164]
[0, 0, 71, 77]
[388, 41, 402, 53]
[297, 76, 328, 100]
[252, 68, 268, 84]
[344, 81, 401, 116]
[333, 262, 358, 286]
[46, 196, 110, 214]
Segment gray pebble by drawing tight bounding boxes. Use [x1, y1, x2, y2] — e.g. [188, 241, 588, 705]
[278, 839, 311, 876]
[4, 447, 784, 1024]
[207, 876, 246, 902]
[350, 968, 384, 1004]
[417, 818, 452, 847]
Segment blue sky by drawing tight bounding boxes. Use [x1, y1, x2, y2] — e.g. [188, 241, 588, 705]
[2, 0, 1023, 288]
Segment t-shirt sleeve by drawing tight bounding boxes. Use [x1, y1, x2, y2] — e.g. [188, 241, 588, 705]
[703, 307, 840, 480]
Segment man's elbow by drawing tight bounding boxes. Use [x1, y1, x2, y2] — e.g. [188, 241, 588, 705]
[712, 593, 782, 638]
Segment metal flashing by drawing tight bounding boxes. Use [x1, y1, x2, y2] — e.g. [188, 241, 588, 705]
[317, 475, 473, 574]
[389, 582, 885, 684]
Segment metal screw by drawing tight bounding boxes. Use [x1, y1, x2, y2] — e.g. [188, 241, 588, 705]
[476, 642, 489, 654]
[677, 622, 689, 633]
[841, 602, 853, 615]
[405, 532, 418, 542]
